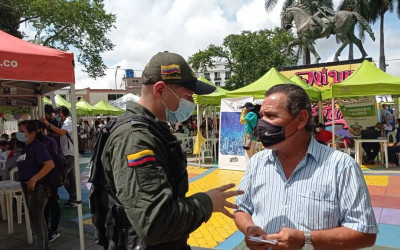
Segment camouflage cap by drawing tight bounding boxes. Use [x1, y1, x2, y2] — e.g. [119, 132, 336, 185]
[142, 51, 216, 95]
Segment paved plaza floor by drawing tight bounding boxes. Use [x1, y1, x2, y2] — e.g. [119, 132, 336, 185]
[1, 153, 400, 249]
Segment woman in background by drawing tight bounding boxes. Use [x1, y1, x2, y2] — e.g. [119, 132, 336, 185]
[16, 120, 54, 250]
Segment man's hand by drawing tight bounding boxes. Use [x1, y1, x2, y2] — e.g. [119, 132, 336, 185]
[263, 227, 305, 249]
[39, 117, 50, 127]
[245, 226, 269, 250]
[27, 176, 38, 191]
[205, 183, 244, 218]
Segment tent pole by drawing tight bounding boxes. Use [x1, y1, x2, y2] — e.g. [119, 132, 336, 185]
[318, 99, 323, 123]
[197, 104, 201, 168]
[331, 97, 335, 148]
[70, 85, 85, 250]
[394, 97, 399, 120]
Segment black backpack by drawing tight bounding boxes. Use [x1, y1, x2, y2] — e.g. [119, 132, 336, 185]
[32, 138, 68, 188]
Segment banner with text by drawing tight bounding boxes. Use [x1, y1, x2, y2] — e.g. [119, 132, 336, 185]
[218, 96, 253, 171]
[338, 96, 378, 138]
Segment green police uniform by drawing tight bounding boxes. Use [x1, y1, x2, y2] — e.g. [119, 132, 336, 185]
[101, 101, 213, 249]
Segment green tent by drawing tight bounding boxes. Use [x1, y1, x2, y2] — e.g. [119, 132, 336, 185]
[290, 75, 321, 100]
[76, 97, 106, 115]
[94, 99, 124, 115]
[43, 96, 52, 105]
[55, 94, 71, 108]
[193, 76, 228, 105]
[226, 67, 294, 99]
[323, 60, 400, 99]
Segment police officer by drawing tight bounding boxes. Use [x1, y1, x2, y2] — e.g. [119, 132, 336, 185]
[101, 51, 243, 249]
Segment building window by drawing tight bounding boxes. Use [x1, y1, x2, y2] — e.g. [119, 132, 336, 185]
[214, 72, 221, 80]
[108, 94, 123, 101]
[205, 73, 210, 80]
[225, 71, 231, 79]
[215, 82, 221, 86]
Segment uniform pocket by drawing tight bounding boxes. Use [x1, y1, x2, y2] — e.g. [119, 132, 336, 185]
[135, 166, 163, 193]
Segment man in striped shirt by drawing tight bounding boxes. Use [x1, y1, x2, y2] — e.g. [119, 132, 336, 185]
[234, 84, 378, 249]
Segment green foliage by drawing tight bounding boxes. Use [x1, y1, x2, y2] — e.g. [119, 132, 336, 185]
[0, 0, 23, 38]
[0, 0, 116, 79]
[189, 28, 296, 90]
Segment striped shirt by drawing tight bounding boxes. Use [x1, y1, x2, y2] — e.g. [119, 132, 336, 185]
[236, 137, 378, 234]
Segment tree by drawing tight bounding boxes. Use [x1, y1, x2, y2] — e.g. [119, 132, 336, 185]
[368, 0, 400, 72]
[189, 28, 297, 90]
[0, 0, 116, 79]
[0, 0, 23, 38]
[264, 0, 333, 65]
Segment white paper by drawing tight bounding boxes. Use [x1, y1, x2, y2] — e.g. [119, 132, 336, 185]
[249, 236, 278, 245]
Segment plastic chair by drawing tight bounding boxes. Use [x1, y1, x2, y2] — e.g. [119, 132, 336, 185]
[328, 140, 351, 155]
[387, 131, 397, 144]
[9, 168, 23, 224]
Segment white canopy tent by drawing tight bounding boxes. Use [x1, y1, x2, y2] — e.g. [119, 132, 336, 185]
[110, 93, 140, 110]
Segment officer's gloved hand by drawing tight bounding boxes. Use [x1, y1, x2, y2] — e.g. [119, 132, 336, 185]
[205, 183, 244, 218]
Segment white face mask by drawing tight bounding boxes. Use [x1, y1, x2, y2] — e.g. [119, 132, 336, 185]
[161, 85, 196, 123]
[316, 128, 321, 132]
[396, 124, 399, 128]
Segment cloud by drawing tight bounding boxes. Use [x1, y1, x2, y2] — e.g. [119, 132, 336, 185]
[18, 0, 400, 89]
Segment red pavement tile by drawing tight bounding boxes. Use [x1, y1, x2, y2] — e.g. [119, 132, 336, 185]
[367, 185, 387, 196]
[382, 196, 400, 209]
[388, 176, 400, 187]
[188, 173, 199, 180]
[370, 195, 384, 207]
[386, 186, 400, 198]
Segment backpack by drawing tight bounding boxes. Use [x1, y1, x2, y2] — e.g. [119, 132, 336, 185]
[33, 138, 68, 188]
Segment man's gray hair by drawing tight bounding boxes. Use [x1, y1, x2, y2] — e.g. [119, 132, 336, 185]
[264, 84, 315, 132]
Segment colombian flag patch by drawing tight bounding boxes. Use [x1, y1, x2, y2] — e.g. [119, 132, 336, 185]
[127, 150, 156, 167]
[161, 64, 180, 74]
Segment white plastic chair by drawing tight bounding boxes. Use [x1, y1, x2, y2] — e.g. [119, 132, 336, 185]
[9, 168, 23, 224]
[387, 131, 397, 144]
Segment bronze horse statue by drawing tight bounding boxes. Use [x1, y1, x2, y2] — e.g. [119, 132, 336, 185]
[282, 5, 375, 63]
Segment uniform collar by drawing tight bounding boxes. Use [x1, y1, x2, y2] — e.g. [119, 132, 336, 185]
[126, 101, 157, 119]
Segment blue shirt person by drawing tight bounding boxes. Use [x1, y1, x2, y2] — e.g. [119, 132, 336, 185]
[234, 84, 377, 249]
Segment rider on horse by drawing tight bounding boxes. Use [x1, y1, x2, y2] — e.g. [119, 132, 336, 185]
[311, 3, 335, 37]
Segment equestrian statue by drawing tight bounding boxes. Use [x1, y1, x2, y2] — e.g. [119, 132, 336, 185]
[282, 4, 375, 64]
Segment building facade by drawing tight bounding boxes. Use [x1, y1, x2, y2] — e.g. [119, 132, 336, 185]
[197, 61, 231, 87]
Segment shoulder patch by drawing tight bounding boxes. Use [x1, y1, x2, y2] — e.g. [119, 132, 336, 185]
[127, 149, 156, 167]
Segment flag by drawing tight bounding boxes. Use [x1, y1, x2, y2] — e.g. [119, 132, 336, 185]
[193, 130, 206, 155]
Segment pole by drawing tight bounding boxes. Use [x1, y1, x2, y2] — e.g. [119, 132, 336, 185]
[331, 97, 335, 148]
[70, 85, 85, 250]
[197, 104, 201, 168]
[115, 66, 121, 90]
[318, 99, 324, 123]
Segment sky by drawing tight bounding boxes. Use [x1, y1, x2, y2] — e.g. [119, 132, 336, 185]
[21, 0, 400, 90]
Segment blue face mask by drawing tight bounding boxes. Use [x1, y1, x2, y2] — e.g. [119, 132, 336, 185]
[16, 132, 29, 143]
[54, 115, 61, 122]
[162, 86, 196, 123]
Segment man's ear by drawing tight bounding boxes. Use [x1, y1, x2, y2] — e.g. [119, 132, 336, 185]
[297, 110, 309, 130]
[153, 81, 166, 99]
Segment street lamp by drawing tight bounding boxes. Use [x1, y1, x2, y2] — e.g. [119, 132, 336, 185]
[33, 22, 45, 44]
[115, 66, 121, 90]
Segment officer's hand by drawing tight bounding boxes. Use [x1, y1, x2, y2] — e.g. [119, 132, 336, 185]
[205, 183, 244, 218]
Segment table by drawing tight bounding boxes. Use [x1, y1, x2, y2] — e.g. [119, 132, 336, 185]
[0, 180, 32, 243]
[354, 139, 389, 168]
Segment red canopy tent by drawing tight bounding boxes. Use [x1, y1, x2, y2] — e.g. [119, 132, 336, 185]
[0, 31, 85, 249]
[0, 30, 74, 106]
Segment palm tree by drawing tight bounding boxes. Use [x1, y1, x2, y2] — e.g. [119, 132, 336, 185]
[264, 0, 333, 64]
[367, 0, 400, 72]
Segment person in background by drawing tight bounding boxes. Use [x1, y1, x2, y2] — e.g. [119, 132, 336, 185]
[36, 120, 62, 242]
[388, 118, 400, 167]
[40, 106, 77, 207]
[314, 122, 333, 145]
[176, 124, 185, 134]
[234, 84, 377, 249]
[1, 133, 9, 141]
[44, 104, 62, 142]
[362, 122, 384, 165]
[240, 102, 258, 163]
[0, 140, 11, 180]
[16, 120, 55, 250]
[5, 141, 25, 181]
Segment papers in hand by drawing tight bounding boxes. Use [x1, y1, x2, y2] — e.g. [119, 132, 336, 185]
[249, 236, 278, 245]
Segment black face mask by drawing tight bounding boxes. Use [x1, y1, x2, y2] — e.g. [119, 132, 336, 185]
[256, 119, 297, 147]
